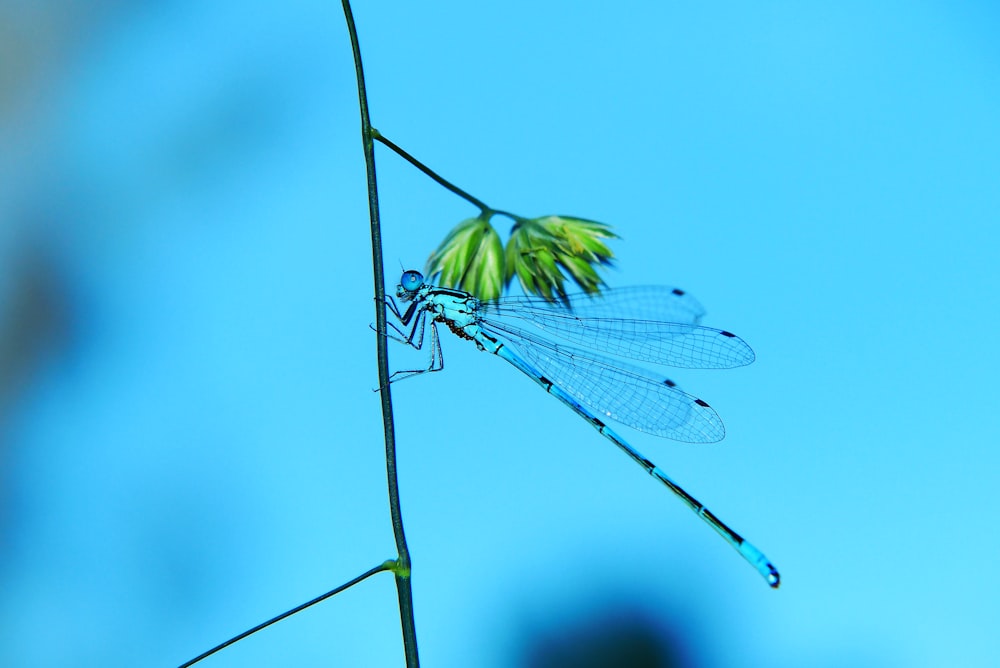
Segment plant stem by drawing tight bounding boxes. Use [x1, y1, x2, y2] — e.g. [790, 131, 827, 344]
[177, 562, 392, 668]
[373, 130, 522, 222]
[341, 2, 420, 666]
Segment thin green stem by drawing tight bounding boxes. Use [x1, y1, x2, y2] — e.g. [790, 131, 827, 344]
[373, 131, 489, 211]
[373, 131, 522, 222]
[342, 2, 420, 667]
[177, 562, 393, 668]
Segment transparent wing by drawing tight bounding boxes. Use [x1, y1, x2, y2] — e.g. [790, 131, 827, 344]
[485, 286, 706, 323]
[481, 305, 754, 370]
[483, 322, 726, 443]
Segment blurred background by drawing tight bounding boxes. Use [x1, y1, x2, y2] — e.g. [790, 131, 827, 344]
[2, 1, 998, 666]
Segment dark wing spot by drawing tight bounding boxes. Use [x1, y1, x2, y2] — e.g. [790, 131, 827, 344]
[720, 330, 736, 338]
[694, 398, 711, 407]
[671, 288, 685, 296]
[664, 379, 677, 388]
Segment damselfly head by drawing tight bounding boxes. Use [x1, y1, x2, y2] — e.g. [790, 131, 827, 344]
[397, 270, 424, 299]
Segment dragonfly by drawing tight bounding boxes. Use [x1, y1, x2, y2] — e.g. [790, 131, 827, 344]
[385, 270, 780, 588]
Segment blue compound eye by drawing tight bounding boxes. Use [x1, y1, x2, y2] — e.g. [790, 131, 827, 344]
[400, 270, 424, 292]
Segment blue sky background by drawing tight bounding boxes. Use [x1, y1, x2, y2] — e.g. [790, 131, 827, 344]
[1, 1, 998, 666]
